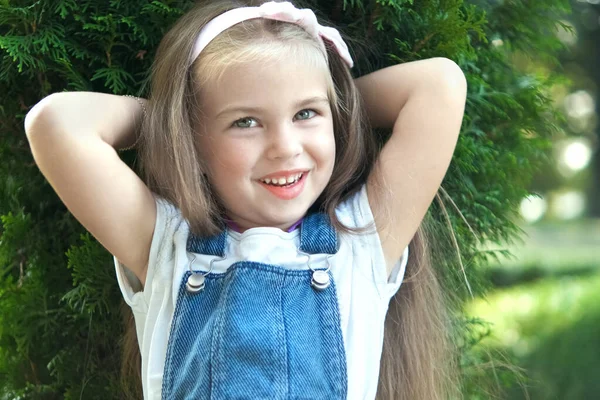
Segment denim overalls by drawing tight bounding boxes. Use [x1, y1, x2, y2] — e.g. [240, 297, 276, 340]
[161, 213, 348, 399]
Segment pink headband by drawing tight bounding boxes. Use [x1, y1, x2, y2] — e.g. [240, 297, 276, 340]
[189, 1, 354, 68]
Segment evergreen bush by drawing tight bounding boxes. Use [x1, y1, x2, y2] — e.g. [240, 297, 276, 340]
[0, 0, 570, 398]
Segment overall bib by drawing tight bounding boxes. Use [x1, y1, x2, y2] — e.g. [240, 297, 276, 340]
[161, 213, 348, 400]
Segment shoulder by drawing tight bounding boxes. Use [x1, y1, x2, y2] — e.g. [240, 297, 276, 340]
[147, 194, 186, 262]
[333, 184, 409, 293]
[334, 184, 375, 231]
[154, 194, 184, 229]
[150, 194, 187, 264]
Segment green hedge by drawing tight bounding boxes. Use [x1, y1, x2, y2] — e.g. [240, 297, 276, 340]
[0, 0, 570, 398]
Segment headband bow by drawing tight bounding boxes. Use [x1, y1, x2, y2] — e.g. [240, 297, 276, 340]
[189, 1, 354, 68]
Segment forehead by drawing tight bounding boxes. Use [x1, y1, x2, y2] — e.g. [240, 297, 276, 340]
[199, 58, 332, 113]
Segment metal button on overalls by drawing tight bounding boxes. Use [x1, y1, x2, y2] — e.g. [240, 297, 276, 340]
[161, 212, 348, 399]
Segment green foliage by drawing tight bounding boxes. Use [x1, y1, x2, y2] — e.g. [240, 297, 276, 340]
[0, 1, 185, 398]
[0, 0, 571, 398]
[469, 274, 600, 399]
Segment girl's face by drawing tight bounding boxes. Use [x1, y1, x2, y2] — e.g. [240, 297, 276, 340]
[197, 57, 336, 232]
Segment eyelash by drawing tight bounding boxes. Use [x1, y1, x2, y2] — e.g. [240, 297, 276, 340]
[232, 109, 318, 129]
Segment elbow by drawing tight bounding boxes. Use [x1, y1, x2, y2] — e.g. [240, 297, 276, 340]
[433, 58, 467, 136]
[24, 93, 59, 138]
[434, 57, 467, 97]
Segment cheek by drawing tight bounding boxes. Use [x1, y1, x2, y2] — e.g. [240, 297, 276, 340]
[314, 128, 336, 165]
[202, 137, 256, 179]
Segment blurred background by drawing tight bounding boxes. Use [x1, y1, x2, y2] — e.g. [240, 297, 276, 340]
[468, 1, 600, 398]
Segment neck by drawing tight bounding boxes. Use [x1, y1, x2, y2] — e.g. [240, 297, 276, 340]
[224, 216, 303, 233]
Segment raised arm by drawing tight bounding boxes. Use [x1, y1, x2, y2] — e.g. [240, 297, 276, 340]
[356, 58, 467, 276]
[24, 92, 156, 286]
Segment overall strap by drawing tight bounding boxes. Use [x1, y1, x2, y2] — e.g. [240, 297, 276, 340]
[187, 226, 227, 257]
[186, 212, 338, 257]
[299, 212, 338, 255]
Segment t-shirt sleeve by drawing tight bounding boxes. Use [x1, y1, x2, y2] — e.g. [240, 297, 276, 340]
[113, 193, 182, 313]
[336, 184, 409, 299]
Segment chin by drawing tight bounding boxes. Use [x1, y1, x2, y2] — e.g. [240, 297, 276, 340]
[260, 206, 307, 225]
[269, 208, 307, 223]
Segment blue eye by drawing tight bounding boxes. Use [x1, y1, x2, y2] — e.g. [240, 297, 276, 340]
[233, 117, 258, 129]
[295, 109, 316, 120]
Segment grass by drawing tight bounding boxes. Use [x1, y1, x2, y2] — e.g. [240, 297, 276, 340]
[465, 219, 600, 399]
[466, 274, 600, 399]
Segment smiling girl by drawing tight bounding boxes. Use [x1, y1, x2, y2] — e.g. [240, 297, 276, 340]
[24, 1, 467, 399]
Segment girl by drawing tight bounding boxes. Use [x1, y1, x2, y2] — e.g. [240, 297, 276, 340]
[24, 0, 467, 399]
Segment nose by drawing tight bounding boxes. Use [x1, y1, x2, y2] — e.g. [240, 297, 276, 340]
[265, 123, 303, 160]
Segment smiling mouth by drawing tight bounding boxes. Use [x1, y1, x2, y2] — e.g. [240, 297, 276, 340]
[260, 172, 304, 187]
[257, 171, 308, 200]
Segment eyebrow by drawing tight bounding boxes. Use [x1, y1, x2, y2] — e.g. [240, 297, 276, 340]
[215, 96, 330, 119]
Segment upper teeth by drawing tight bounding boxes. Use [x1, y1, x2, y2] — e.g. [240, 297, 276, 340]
[261, 173, 303, 185]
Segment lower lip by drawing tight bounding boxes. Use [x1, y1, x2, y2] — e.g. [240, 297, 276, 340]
[258, 172, 308, 200]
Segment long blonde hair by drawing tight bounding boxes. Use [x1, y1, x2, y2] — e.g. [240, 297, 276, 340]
[120, 1, 459, 398]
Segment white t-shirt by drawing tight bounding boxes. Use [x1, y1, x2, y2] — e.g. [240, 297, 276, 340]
[114, 184, 409, 400]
